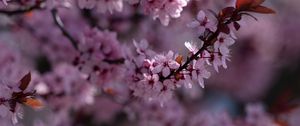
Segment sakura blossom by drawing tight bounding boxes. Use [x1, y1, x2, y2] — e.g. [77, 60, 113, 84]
[1, 0, 299, 126]
[187, 10, 217, 34]
[152, 51, 180, 77]
[214, 33, 235, 57]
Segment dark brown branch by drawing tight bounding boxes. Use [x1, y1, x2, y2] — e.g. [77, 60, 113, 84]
[103, 58, 125, 64]
[0, 3, 43, 16]
[0, 0, 45, 16]
[163, 30, 220, 80]
[51, 8, 79, 50]
[162, 15, 235, 81]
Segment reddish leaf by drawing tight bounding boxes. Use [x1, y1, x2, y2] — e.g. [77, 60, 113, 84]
[220, 7, 236, 18]
[233, 22, 241, 31]
[251, 0, 266, 7]
[249, 5, 275, 14]
[236, 0, 252, 10]
[23, 98, 44, 109]
[19, 73, 31, 91]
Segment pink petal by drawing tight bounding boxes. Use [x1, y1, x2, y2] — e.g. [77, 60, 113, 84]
[187, 21, 200, 28]
[152, 64, 163, 74]
[162, 67, 170, 77]
[168, 61, 180, 69]
[198, 78, 204, 88]
[197, 10, 206, 21]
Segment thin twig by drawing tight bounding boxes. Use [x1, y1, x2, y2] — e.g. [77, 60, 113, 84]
[162, 18, 234, 81]
[103, 58, 125, 64]
[51, 8, 79, 50]
[0, 3, 43, 16]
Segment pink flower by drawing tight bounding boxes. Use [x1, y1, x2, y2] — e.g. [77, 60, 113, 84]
[133, 39, 155, 57]
[214, 33, 235, 55]
[191, 60, 210, 88]
[157, 80, 175, 103]
[187, 10, 216, 34]
[155, 0, 188, 26]
[132, 73, 163, 100]
[152, 51, 180, 77]
[209, 33, 235, 72]
[96, 0, 123, 14]
[210, 49, 229, 72]
[140, 0, 189, 26]
[185, 41, 200, 54]
[76, 28, 125, 85]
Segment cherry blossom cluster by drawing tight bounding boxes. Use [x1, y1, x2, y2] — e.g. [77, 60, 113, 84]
[125, 8, 237, 104]
[125, 39, 176, 103]
[77, 0, 189, 26]
[128, 0, 189, 25]
[36, 64, 95, 110]
[123, 0, 276, 105]
[0, 0, 290, 126]
[74, 28, 125, 86]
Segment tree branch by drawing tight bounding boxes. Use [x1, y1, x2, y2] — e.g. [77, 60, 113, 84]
[0, 3, 43, 16]
[162, 16, 235, 81]
[51, 8, 79, 50]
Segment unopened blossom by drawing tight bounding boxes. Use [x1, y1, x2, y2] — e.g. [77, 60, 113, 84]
[152, 51, 180, 77]
[187, 10, 216, 34]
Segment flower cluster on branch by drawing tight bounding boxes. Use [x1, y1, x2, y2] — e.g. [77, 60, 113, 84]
[1, 0, 296, 126]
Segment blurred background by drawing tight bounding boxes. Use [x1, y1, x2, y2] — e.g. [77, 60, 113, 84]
[0, 0, 299, 125]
